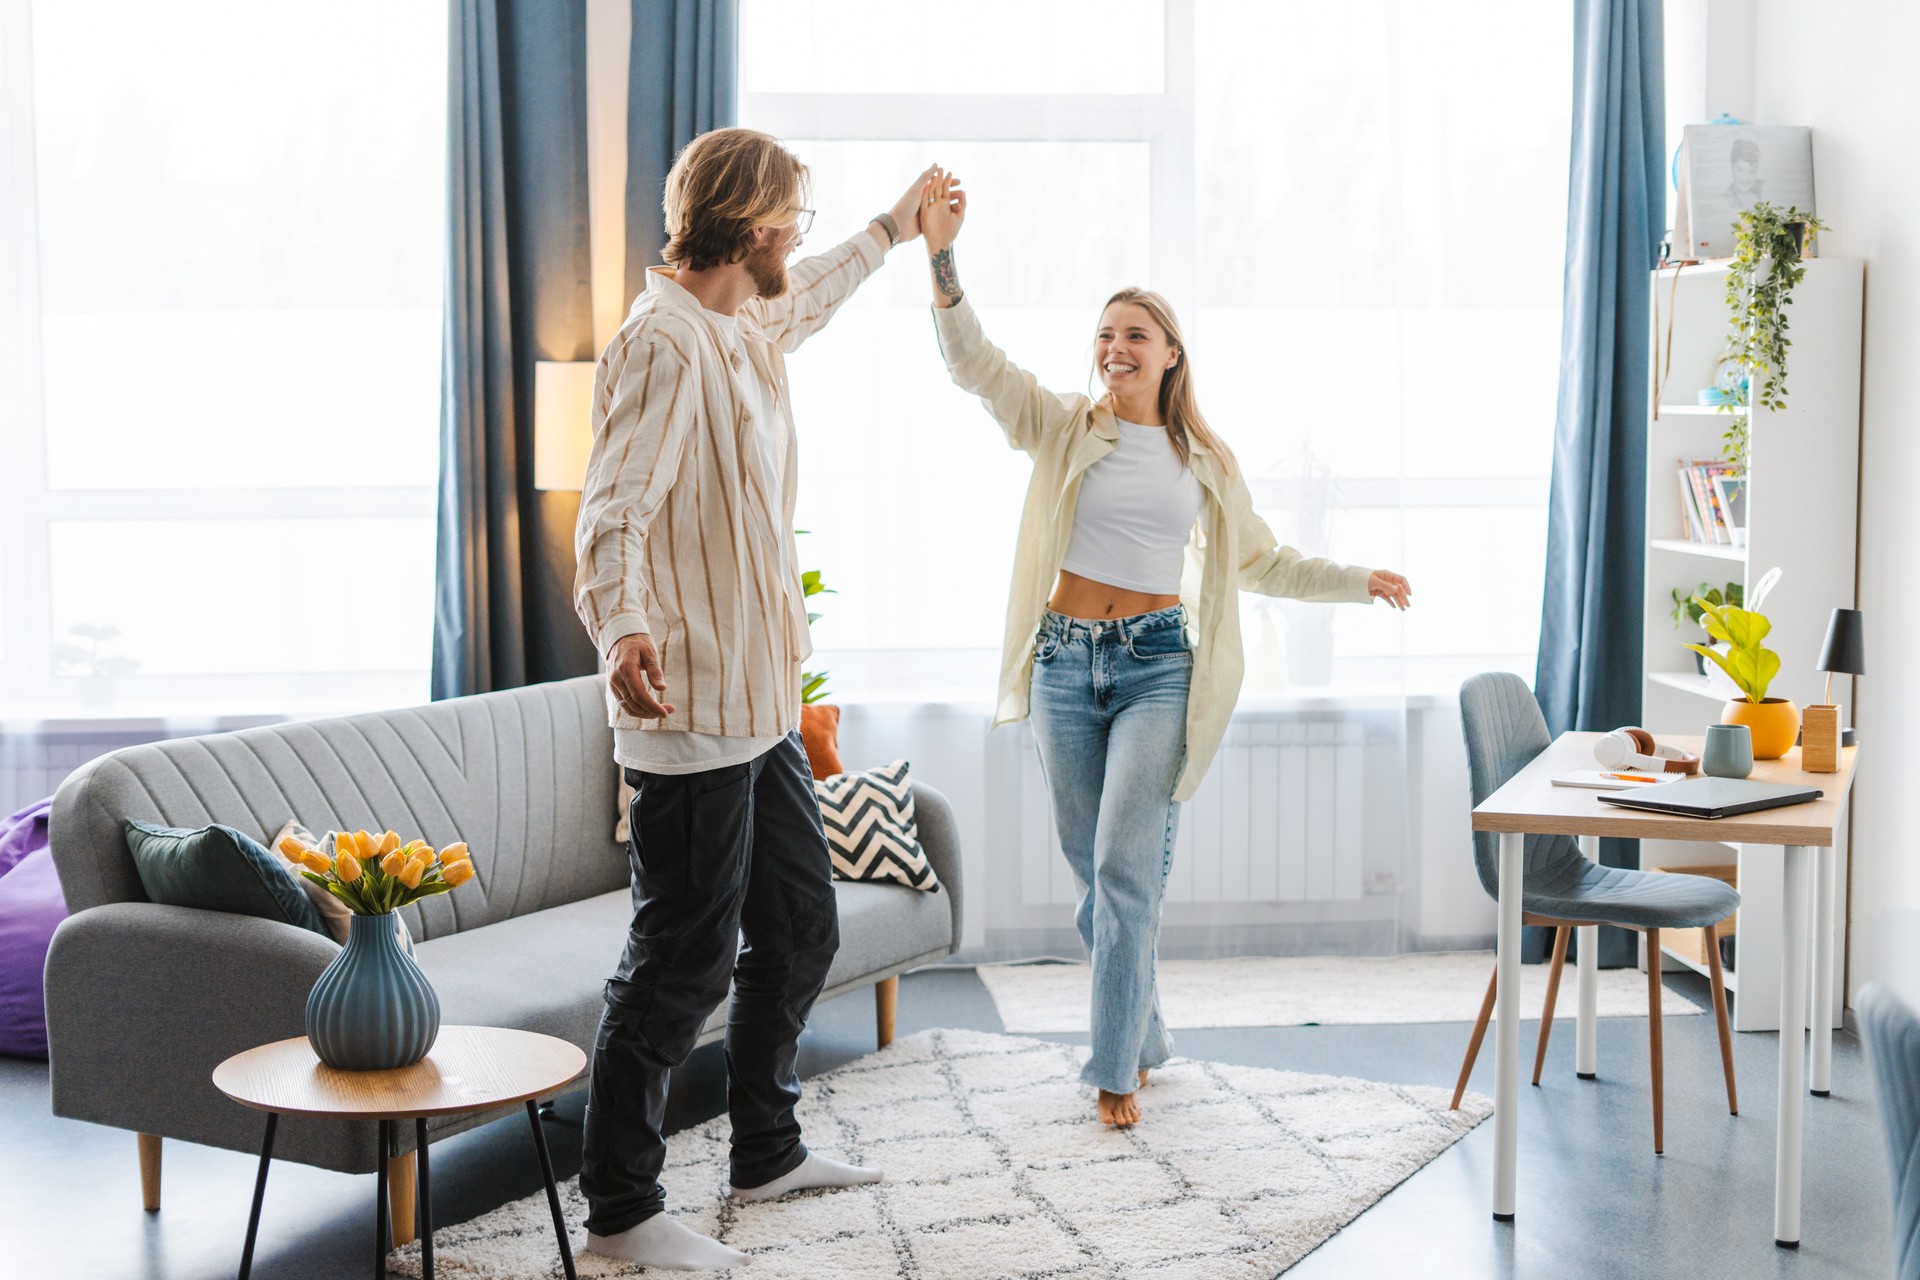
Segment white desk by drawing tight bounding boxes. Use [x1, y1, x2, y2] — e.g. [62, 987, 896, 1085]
[1472, 732, 1858, 1246]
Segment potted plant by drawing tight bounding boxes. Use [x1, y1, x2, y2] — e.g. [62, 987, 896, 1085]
[797, 535, 843, 778]
[1685, 598, 1800, 758]
[1718, 201, 1828, 469]
[1670, 580, 1743, 674]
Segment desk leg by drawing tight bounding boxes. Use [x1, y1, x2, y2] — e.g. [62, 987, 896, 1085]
[238, 1112, 277, 1280]
[1810, 843, 1837, 1096]
[416, 1119, 434, 1280]
[375, 1120, 390, 1280]
[1493, 831, 1522, 1222]
[1775, 844, 1811, 1248]
[528, 1100, 579, 1280]
[1576, 837, 1600, 1080]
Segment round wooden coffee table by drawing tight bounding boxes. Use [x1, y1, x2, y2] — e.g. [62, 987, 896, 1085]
[213, 1025, 586, 1280]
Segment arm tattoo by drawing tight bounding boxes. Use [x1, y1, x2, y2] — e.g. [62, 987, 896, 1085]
[930, 247, 964, 304]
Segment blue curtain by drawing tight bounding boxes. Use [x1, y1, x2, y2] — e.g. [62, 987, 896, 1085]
[625, 0, 738, 300]
[433, 0, 598, 699]
[1534, 0, 1664, 965]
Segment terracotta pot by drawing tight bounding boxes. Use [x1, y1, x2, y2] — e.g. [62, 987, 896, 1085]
[1721, 696, 1801, 760]
[799, 702, 843, 780]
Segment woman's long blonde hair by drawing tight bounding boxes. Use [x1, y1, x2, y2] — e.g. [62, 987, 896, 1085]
[1093, 287, 1236, 475]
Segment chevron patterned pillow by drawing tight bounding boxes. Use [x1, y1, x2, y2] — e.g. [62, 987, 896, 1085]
[814, 760, 939, 892]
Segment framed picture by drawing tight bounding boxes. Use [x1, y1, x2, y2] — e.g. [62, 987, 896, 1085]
[1712, 472, 1749, 548]
[1680, 125, 1815, 259]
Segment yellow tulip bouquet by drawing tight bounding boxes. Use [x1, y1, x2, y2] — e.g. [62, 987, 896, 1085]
[276, 829, 478, 915]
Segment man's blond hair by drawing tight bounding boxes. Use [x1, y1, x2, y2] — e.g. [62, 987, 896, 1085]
[662, 128, 810, 272]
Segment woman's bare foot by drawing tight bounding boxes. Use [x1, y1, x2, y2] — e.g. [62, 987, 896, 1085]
[1097, 1088, 1141, 1127]
[1139, 1069, 1149, 1088]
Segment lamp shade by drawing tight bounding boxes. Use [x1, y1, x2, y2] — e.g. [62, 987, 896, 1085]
[533, 361, 598, 491]
[1815, 607, 1865, 676]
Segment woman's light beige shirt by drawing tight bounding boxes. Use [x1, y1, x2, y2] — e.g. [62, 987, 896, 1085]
[932, 299, 1375, 802]
[574, 231, 884, 739]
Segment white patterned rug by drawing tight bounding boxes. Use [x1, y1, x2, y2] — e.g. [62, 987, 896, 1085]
[392, 1028, 1491, 1279]
[976, 952, 1704, 1034]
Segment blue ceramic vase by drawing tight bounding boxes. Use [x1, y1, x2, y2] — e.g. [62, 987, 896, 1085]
[305, 912, 440, 1070]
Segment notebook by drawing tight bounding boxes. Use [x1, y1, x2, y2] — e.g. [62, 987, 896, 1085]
[1595, 776, 1823, 819]
[1551, 769, 1673, 791]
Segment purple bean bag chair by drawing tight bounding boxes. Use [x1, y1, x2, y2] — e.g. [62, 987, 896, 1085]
[0, 800, 64, 1059]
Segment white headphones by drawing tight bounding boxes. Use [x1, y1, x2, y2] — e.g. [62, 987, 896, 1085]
[1593, 726, 1701, 775]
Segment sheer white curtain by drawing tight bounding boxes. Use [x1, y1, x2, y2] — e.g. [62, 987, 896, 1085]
[0, 1, 445, 719]
[749, 0, 1570, 958]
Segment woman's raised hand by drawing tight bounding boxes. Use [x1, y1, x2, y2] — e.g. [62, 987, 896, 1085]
[921, 166, 966, 253]
[1367, 570, 1413, 611]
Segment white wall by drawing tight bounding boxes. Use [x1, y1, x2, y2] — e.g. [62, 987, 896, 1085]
[1712, 1, 1920, 1009]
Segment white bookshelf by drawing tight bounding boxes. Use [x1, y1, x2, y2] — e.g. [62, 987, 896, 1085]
[1637, 258, 1862, 1032]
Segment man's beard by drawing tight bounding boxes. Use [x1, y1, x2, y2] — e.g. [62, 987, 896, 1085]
[746, 241, 789, 299]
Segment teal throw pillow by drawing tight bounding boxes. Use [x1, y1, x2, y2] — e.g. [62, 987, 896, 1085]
[124, 819, 329, 937]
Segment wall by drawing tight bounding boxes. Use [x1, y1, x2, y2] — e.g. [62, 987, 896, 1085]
[1714, 1, 1920, 1008]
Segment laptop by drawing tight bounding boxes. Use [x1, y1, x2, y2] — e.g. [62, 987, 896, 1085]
[1595, 776, 1823, 819]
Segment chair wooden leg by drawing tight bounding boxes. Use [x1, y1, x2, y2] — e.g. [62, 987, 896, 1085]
[1533, 926, 1571, 1085]
[875, 975, 899, 1050]
[1705, 921, 1738, 1115]
[1452, 962, 1498, 1110]
[388, 1151, 417, 1248]
[137, 1133, 162, 1212]
[1647, 928, 1665, 1154]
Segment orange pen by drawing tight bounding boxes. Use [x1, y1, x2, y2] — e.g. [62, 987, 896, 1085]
[1601, 772, 1659, 783]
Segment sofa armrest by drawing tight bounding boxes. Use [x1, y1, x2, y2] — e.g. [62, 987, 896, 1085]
[42, 903, 375, 1169]
[911, 782, 964, 952]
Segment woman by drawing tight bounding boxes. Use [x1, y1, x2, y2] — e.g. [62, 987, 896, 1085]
[920, 168, 1413, 1127]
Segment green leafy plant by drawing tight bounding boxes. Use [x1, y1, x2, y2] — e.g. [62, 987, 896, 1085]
[1719, 201, 1828, 468]
[1685, 598, 1781, 703]
[53, 622, 141, 678]
[796, 532, 836, 705]
[1669, 580, 1743, 628]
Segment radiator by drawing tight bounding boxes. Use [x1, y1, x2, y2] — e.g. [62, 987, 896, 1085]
[1008, 715, 1377, 909]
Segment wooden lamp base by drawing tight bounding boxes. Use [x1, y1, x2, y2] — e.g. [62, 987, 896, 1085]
[1802, 704, 1841, 772]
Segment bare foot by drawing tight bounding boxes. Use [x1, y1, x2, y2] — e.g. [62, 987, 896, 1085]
[1139, 1069, 1150, 1088]
[1097, 1089, 1141, 1127]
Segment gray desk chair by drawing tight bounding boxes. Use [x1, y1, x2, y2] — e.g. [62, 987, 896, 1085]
[1447, 672, 1740, 1153]
[1858, 984, 1920, 1278]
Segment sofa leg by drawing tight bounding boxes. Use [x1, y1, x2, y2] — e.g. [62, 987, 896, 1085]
[137, 1133, 162, 1212]
[876, 975, 898, 1049]
[389, 1152, 417, 1247]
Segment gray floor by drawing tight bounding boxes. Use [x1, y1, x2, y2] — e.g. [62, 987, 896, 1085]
[0, 967, 1892, 1278]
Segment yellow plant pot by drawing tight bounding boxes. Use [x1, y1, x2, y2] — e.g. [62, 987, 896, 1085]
[1722, 697, 1801, 760]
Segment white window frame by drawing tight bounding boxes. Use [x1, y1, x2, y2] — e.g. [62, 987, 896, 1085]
[743, 0, 1551, 681]
[0, 0, 436, 717]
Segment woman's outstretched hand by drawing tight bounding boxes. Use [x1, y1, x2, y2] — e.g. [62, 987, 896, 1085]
[921, 166, 966, 252]
[887, 165, 938, 245]
[1368, 570, 1413, 610]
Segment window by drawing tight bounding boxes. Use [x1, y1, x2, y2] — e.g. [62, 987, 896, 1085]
[0, 0, 446, 714]
[743, 0, 1571, 690]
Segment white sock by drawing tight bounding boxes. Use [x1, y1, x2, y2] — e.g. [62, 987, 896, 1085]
[585, 1213, 749, 1271]
[730, 1152, 882, 1202]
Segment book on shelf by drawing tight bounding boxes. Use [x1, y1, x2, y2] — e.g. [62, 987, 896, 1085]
[1674, 457, 1744, 546]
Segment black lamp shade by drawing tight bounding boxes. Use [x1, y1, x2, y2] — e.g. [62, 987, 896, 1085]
[1816, 608, 1866, 676]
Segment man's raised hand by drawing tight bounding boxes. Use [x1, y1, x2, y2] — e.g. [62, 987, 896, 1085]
[608, 633, 676, 719]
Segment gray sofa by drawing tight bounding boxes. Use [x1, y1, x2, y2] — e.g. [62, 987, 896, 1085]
[44, 674, 962, 1225]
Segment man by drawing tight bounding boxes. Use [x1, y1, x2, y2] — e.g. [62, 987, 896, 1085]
[572, 127, 933, 1269]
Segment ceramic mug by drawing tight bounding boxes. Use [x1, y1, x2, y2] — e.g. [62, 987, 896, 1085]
[1702, 723, 1755, 779]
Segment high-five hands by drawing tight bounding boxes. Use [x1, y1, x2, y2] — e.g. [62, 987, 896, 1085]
[1368, 571, 1413, 611]
[608, 633, 675, 720]
[921, 166, 966, 252]
[886, 166, 939, 245]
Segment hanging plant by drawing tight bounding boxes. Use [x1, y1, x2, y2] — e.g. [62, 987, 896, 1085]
[1718, 201, 1828, 468]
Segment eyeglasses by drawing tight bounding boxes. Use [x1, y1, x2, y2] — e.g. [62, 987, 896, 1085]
[792, 208, 815, 234]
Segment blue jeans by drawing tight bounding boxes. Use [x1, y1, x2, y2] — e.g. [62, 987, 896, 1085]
[1029, 605, 1191, 1094]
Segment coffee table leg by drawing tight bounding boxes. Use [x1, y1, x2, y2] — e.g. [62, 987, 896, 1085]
[376, 1120, 390, 1280]
[238, 1112, 278, 1280]
[415, 1118, 434, 1280]
[527, 1100, 578, 1280]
